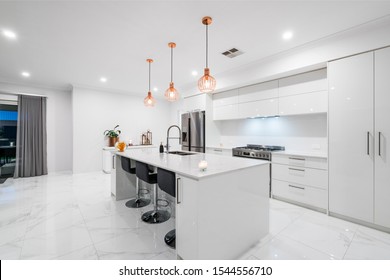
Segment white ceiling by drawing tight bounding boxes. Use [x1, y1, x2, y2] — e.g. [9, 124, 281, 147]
[1, 1, 390, 97]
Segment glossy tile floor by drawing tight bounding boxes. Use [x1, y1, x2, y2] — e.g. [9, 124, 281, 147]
[1, 171, 390, 260]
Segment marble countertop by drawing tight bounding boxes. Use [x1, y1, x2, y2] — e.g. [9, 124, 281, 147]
[117, 148, 269, 180]
[272, 150, 328, 159]
[103, 145, 156, 151]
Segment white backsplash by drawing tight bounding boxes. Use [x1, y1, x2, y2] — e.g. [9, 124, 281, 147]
[217, 113, 327, 153]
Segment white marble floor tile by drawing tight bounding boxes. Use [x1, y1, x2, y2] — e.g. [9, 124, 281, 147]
[85, 210, 147, 244]
[0, 221, 29, 246]
[149, 249, 176, 260]
[25, 206, 85, 239]
[0, 241, 23, 259]
[20, 224, 94, 260]
[56, 245, 99, 260]
[344, 226, 390, 259]
[279, 212, 358, 259]
[94, 227, 169, 260]
[251, 235, 336, 260]
[2, 172, 390, 260]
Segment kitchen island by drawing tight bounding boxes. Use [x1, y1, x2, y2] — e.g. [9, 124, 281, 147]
[114, 148, 270, 260]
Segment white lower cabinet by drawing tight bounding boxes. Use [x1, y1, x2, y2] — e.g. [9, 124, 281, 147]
[103, 149, 115, 173]
[110, 154, 116, 196]
[176, 175, 199, 259]
[272, 154, 328, 211]
[272, 180, 327, 210]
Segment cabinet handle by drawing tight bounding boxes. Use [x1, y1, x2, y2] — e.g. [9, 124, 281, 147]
[112, 155, 115, 169]
[213, 149, 223, 152]
[176, 177, 181, 204]
[379, 132, 382, 157]
[288, 167, 305, 172]
[288, 184, 305, 190]
[289, 157, 305, 161]
[367, 132, 370, 156]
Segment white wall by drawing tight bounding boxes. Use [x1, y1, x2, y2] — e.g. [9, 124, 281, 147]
[72, 87, 172, 173]
[0, 81, 73, 172]
[217, 113, 327, 153]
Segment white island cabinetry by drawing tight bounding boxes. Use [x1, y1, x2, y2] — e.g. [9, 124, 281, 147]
[116, 149, 270, 259]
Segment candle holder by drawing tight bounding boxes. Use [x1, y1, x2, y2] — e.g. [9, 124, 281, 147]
[198, 160, 208, 171]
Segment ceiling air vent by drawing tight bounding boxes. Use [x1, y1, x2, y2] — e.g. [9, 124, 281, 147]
[221, 48, 244, 58]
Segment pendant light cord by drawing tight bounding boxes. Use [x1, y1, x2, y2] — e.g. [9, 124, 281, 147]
[148, 61, 151, 92]
[205, 24, 209, 68]
[171, 46, 173, 83]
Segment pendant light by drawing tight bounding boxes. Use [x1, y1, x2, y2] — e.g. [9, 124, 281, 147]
[164, 42, 179, 102]
[198, 16, 216, 93]
[144, 58, 156, 107]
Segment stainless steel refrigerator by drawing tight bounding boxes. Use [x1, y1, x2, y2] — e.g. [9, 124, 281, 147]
[181, 111, 205, 153]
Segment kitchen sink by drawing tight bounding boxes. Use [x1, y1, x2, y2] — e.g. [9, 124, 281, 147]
[168, 151, 195, 156]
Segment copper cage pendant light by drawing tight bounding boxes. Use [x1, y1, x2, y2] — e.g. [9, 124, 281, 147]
[164, 42, 179, 102]
[198, 16, 216, 93]
[144, 58, 156, 107]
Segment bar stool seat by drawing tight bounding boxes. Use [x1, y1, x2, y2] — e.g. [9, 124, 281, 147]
[157, 168, 176, 249]
[137, 161, 170, 224]
[121, 157, 150, 208]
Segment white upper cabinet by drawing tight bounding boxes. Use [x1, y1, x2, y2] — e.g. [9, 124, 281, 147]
[279, 90, 328, 116]
[278, 69, 327, 97]
[183, 94, 206, 112]
[212, 89, 239, 120]
[212, 69, 328, 121]
[374, 47, 390, 228]
[328, 52, 374, 223]
[238, 80, 278, 103]
[212, 89, 238, 107]
[238, 99, 278, 118]
[278, 69, 328, 116]
[238, 80, 279, 118]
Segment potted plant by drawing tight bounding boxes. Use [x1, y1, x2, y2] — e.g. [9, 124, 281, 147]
[104, 125, 121, 147]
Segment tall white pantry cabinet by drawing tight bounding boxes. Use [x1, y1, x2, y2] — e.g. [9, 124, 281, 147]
[328, 47, 390, 229]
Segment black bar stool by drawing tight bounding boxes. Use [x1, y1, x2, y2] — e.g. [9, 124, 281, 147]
[157, 168, 176, 249]
[137, 161, 170, 224]
[120, 157, 150, 208]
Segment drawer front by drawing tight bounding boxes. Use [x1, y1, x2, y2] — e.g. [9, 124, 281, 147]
[272, 154, 327, 170]
[272, 163, 328, 189]
[272, 179, 327, 209]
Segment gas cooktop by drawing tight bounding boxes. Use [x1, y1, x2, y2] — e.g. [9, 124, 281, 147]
[232, 144, 285, 160]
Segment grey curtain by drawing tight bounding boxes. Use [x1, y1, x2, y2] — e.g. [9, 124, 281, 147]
[14, 95, 48, 178]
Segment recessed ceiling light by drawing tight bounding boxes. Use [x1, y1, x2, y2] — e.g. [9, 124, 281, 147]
[21, 72, 30, 77]
[191, 70, 198, 76]
[100, 77, 107, 83]
[153, 87, 158, 92]
[282, 31, 293, 40]
[2, 29, 17, 39]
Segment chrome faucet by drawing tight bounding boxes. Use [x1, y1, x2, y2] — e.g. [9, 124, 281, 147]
[166, 125, 182, 153]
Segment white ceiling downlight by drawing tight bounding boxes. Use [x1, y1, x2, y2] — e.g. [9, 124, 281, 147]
[100, 77, 107, 83]
[282, 31, 293, 40]
[21, 72, 30, 77]
[2, 29, 17, 39]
